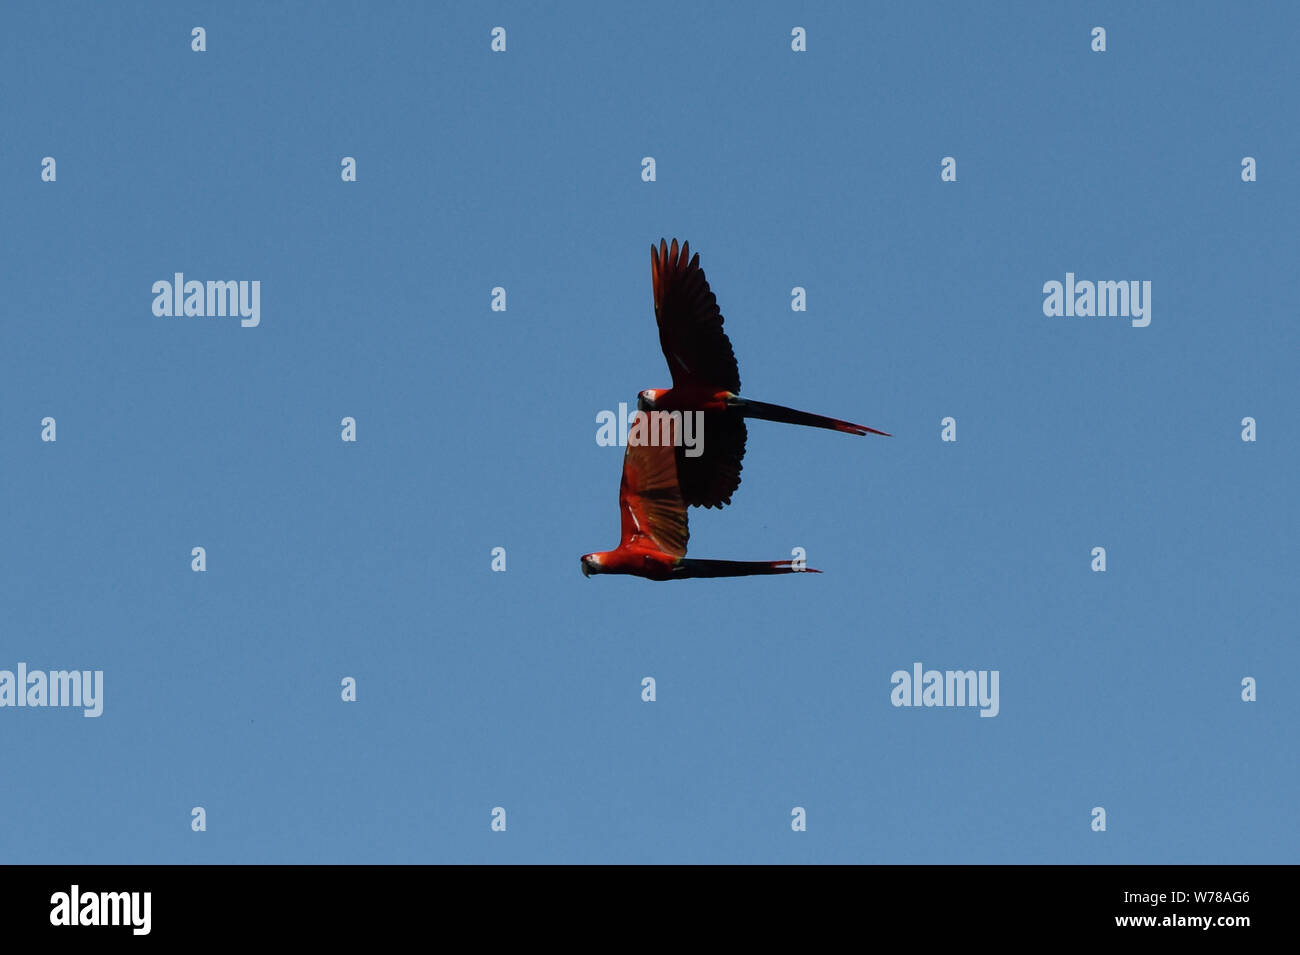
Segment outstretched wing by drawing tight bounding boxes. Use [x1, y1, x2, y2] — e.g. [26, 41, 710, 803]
[676, 411, 746, 509]
[618, 439, 689, 558]
[651, 238, 741, 393]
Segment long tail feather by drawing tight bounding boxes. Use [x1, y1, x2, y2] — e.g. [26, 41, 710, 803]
[737, 398, 889, 437]
[675, 558, 822, 578]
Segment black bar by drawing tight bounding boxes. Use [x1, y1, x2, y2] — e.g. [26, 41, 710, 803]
[2, 864, 1285, 941]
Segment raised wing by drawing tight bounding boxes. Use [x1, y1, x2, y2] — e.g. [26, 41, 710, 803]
[618, 438, 689, 558]
[651, 238, 741, 393]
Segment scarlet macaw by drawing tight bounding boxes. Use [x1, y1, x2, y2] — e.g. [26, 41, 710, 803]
[641, 238, 888, 509]
[580, 437, 818, 580]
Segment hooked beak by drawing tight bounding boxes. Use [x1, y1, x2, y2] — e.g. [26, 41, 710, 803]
[581, 559, 592, 578]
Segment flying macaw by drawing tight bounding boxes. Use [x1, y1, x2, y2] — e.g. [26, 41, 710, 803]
[640, 238, 889, 509]
[580, 437, 818, 581]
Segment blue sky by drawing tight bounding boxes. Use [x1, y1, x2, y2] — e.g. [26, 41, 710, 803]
[1, 2, 1295, 863]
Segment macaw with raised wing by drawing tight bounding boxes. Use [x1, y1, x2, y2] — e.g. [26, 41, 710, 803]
[640, 238, 888, 509]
